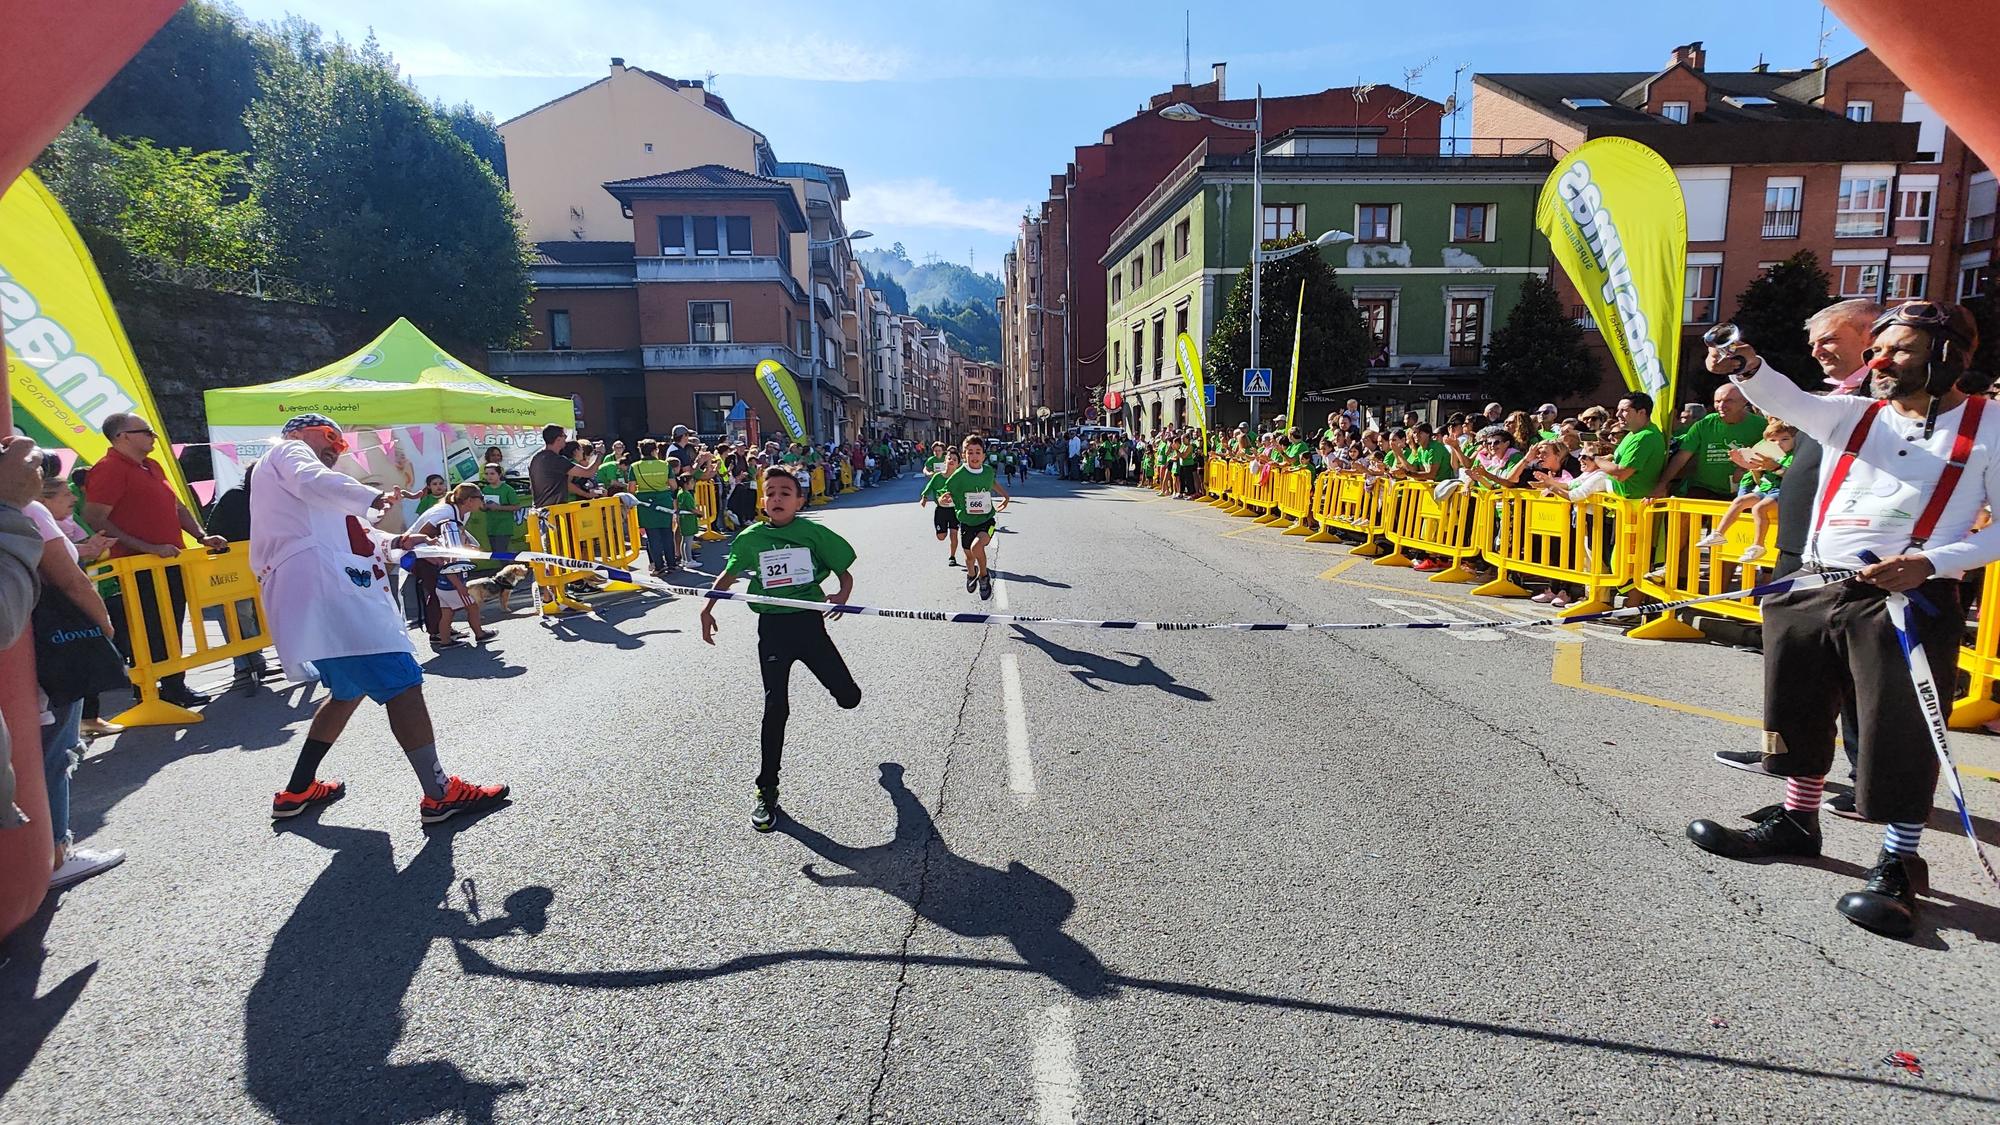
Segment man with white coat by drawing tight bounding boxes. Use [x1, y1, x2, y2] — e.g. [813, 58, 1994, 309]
[253, 414, 509, 825]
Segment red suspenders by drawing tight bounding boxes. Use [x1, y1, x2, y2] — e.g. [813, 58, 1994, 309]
[1811, 395, 1987, 554]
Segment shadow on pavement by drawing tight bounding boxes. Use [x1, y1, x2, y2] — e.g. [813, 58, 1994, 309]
[996, 571, 1071, 590]
[543, 613, 680, 650]
[420, 644, 527, 680]
[0, 897, 99, 1097]
[245, 806, 544, 1125]
[1009, 626, 1212, 701]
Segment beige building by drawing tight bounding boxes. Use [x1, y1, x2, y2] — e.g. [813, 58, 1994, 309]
[500, 59, 774, 244]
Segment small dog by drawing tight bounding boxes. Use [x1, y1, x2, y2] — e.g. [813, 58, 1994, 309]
[454, 564, 531, 612]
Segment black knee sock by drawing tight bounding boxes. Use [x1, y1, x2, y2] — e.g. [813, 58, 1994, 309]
[287, 738, 334, 793]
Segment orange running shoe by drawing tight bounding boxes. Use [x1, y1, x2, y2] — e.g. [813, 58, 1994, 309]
[420, 776, 511, 824]
[272, 779, 345, 819]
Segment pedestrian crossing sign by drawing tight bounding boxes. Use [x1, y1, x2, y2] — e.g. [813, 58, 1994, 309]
[1242, 368, 1273, 397]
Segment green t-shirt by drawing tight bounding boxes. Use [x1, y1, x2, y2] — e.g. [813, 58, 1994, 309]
[595, 461, 623, 487]
[1411, 440, 1456, 482]
[921, 469, 957, 502]
[721, 516, 857, 614]
[1755, 452, 1793, 495]
[415, 494, 443, 516]
[628, 460, 677, 530]
[475, 482, 523, 542]
[1612, 425, 1668, 499]
[1675, 413, 1768, 497]
[923, 456, 942, 475]
[676, 489, 701, 535]
[1284, 441, 1310, 462]
[943, 464, 1000, 527]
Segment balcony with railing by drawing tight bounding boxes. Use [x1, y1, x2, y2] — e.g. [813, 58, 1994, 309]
[1760, 209, 1802, 239]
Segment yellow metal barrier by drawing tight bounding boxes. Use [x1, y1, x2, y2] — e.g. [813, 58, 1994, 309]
[1309, 470, 1391, 555]
[1471, 490, 1637, 617]
[527, 496, 645, 616]
[693, 478, 727, 541]
[1274, 467, 1314, 535]
[1625, 497, 1776, 641]
[809, 466, 828, 506]
[91, 545, 270, 727]
[1374, 480, 1487, 582]
[839, 463, 853, 490]
[1233, 462, 1276, 520]
[1205, 456, 1228, 501]
[1954, 564, 2000, 728]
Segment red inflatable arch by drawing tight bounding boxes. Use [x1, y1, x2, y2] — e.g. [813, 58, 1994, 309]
[1825, 1, 2000, 169]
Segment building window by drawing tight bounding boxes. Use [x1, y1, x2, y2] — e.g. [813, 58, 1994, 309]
[1130, 256, 1143, 289]
[1837, 263, 1883, 299]
[1359, 298, 1393, 366]
[1130, 326, 1143, 381]
[548, 309, 572, 350]
[1173, 218, 1191, 260]
[1660, 101, 1689, 124]
[1448, 297, 1485, 367]
[1761, 179, 1802, 239]
[1174, 305, 1189, 343]
[1110, 341, 1120, 378]
[1151, 314, 1165, 378]
[1965, 172, 1997, 243]
[1959, 257, 1992, 300]
[1835, 175, 1891, 238]
[1150, 238, 1166, 275]
[1262, 204, 1300, 242]
[1684, 264, 1721, 323]
[690, 301, 732, 343]
[1111, 273, 1122, 303]
[644, 142, 655, 152]
[1845, 100, 1873, 122]
[1897, 187, 1936, 244]
[694, 393, 736, 436]
[659, 215, 687, 255]
[1887, 264, 1929, 300]
[725, 216, 753, 255]
[1356, 204, 1397, 243]
[692, 215, 721, 255]
[1451, 203, 1494, 242]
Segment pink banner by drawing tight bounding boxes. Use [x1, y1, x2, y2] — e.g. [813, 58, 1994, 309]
[374, 428, 396, 458]
[191, 480, 215, 506]
[407, 425, 425, 454]
[467, 424, 487, 442]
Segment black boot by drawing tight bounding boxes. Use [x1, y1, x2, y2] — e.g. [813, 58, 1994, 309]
[1688, 805, 1822, 860]
[1836, 849, 1928, 939]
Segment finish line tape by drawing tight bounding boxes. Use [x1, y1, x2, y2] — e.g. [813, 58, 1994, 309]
[408, 547, 1859, 634]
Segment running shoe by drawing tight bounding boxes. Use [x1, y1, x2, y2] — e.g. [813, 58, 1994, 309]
[420, 776, 511, 824]
[272, 779, 346, 819]
[947, 555, 960, 567]
[1713, 748, 1773, 775]
[966, 573, 978, 594]
[1695, 531, 1726, 548]
[49, 847, 125, 891]
[752, 787, 779, 833]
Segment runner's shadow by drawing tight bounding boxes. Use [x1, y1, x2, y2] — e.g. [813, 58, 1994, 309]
[421, 645, 527, 679]
[1010, 626, 1212, 701]
[781, 763, 1111, 999]
[245, 807, 544, 1125]
[996, 571, 1071, 590]
[545, 615, 679, 650]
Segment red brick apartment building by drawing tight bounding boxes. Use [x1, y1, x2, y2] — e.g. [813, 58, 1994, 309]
[1477, 42, 1991, 404]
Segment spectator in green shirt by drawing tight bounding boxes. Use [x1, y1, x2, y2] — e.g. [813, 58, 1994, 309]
[1599, 393, 1668, 499]
[1401, 423, 1457, 482]
[1653, 384, 1765, 500]
[475, 464, 524, 555]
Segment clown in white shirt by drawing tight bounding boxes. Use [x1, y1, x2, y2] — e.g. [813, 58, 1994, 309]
[250, 413, 510, 826]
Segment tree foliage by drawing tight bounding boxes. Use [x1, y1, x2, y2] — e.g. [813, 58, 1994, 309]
[1204, 234, 1369, 414]
[1482, 274, 1597, 407]
[246, 24, 533, 345]
[1727, 250, 1834, 390]
[862, 265, 908, 315]
[35, 119, 267, 272]
[913, 297, 999, 363]
[436, 100, 508, 179]
[83, 0, 269, 155]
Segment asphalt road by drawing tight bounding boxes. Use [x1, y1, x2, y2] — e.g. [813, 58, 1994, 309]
[5, 469, 1999, 1124]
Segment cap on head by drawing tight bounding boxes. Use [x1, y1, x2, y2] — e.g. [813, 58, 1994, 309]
[282, 413, 341, 437]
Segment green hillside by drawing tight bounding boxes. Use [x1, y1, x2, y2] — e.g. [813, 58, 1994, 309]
[860, 245, 1003, 362]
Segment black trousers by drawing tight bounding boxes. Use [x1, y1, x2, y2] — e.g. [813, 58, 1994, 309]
[756, 611, 861, 791]
[107, 566, 188, 691]
[1774, 550, 1860, 779]
[1760, 577, 1960, 823]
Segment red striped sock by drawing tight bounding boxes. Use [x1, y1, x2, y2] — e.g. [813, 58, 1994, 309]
[1783, 775, 1825, 813]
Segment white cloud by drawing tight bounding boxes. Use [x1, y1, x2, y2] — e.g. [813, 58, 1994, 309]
[846, 179, 1030, 237]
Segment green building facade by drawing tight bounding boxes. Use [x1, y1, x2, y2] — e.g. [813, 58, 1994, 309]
[1102, 134, 1559, 436]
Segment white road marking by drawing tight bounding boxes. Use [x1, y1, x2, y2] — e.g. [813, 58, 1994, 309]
[1031, 1003, 1081, 1125]
[1001, 653, 1035, 800]
[993, 575, 1010, 610]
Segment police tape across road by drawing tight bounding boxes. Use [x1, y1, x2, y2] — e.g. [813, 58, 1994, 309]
[405, 546, 1860, 634]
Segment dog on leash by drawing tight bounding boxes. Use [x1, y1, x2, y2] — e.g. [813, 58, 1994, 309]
[455, 564, 532, 612]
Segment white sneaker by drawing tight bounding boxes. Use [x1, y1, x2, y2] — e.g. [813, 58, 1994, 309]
[1531, 590, 1558, 604]
[1738, 545, 1768, 563]
[49, 847, 126, 891]
[1695, 531, 1726, 548]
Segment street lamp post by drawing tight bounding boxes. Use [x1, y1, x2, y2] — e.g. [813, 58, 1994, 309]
[806, 229, 873, 448]
[1025, 296, 1070, 441]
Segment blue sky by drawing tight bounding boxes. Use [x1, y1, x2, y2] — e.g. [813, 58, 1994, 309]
[229, 0, 1857, 275]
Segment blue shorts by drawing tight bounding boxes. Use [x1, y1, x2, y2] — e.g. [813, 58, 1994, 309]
[312, 652, 424, 704]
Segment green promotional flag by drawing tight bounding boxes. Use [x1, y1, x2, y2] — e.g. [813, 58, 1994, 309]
[1175, 332, 1207, 435]
[755, 358, 810, 441]
[1536, 137, 1686, 429]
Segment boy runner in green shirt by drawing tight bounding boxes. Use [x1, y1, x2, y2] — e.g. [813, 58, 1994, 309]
[702, 467, 862, 833]
[919, 448, 963, 566]
[939, 435, 1010, 601]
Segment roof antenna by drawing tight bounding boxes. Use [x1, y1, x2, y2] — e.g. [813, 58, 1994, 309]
[1816, 5, 1834, 65]
[1184, 9, 1191, 86]
[705, 69, 719, 92]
